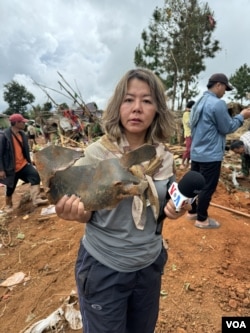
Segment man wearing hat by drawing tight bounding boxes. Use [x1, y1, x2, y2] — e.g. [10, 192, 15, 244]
[187, 73, 250, 229]
[0, 113, 48, 212]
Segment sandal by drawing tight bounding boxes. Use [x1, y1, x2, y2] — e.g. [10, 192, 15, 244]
[195, 218, 220, 229]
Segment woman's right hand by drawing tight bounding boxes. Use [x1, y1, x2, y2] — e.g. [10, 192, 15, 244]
[55, 194, 92, 223]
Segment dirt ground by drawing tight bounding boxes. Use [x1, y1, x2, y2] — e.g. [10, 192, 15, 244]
[0, 141, 249, 333]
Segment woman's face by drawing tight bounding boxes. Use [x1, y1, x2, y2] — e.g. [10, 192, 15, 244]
[119, 78, 157, 139]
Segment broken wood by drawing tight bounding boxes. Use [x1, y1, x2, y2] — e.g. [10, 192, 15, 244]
[210, 202, 250, 218]
[60, 134, 86, 148]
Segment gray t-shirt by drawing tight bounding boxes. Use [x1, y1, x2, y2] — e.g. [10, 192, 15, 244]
[82, 178, 171, 272]
[76, 139, 173, 272]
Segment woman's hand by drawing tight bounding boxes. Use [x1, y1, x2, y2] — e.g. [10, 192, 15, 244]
[55, 194, 92, 223]
[163, 199, 191, 219]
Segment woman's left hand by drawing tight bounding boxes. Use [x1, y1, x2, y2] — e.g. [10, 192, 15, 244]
[163, 199, 191, 219]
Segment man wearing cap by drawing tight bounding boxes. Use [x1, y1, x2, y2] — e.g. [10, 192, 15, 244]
[187, 73, 250, 229]
[0, 113, 48, 212]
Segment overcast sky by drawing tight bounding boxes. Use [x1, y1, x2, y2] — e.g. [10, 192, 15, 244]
[0, 0, 249, 113]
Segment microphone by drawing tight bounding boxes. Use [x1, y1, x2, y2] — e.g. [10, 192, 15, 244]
[168, 170, 205, 212]
[155, 171, 205, 234]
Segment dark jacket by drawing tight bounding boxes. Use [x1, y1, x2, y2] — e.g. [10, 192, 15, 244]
[0, 127, 31, 187]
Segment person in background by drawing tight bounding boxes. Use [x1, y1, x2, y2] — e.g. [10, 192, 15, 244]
[27, 121, 37, 150]
[180, 100, 195, 169]
[230, 129, 250, 178]
[187, 73, 250, 229]
[55, 68, 191, 333]
[0, 114, 48, 212]
[42, 123, 50, 144]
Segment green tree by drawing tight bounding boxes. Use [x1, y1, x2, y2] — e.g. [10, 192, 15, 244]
[229, 64, 250, 104]
[28, 102, 54, 123]
[28, 104, 42, 120]
[3, 80, 35, 115]
[43, 102, 53, 111]
[134, 0, 220, 109]
[59, 102, 69, 110]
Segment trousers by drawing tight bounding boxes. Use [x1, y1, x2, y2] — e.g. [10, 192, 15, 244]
[6, 163, 41, 196]
[189, 160, 221, 221]
[75, 242, 167, 333]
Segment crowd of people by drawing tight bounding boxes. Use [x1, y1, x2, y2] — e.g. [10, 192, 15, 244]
[1, 69, 250, 333]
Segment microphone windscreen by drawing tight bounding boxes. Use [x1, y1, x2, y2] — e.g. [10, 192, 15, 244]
[178, 171, 205, 198]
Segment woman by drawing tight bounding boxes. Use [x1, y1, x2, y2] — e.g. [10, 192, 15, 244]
[55, 68, 190, 333]
[180, 100, 195, 169]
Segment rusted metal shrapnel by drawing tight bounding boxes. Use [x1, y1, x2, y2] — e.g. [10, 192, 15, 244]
[34, 144, 156, 211]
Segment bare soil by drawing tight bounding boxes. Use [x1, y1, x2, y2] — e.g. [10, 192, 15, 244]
[0, 142, 249, 333]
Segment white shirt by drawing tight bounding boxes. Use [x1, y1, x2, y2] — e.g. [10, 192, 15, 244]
[240, 131, 250, 155]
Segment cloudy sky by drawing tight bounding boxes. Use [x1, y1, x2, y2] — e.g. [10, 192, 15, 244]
[0, 0, 249, 112]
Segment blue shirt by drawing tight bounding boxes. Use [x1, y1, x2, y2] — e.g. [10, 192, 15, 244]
[190, 90, 244, 162]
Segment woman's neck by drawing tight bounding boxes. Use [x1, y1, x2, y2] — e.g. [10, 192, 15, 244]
[124, 133, 146, 150]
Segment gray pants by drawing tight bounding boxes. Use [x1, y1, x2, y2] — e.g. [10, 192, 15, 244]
[75, 242, 167, 333]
